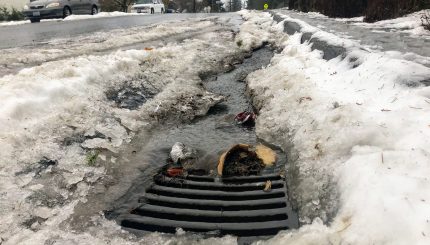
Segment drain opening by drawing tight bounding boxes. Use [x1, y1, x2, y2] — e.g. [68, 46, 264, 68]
[119, 166, 296, 237]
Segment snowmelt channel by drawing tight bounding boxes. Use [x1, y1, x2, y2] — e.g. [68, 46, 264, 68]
[99, 47, 299, 241]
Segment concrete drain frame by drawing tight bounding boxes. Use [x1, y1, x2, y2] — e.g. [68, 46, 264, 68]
[118, 168, 298, 240]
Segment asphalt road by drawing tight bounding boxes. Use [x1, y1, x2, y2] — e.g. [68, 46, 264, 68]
[0, 13, 230, 49]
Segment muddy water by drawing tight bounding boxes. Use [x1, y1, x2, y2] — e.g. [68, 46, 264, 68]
[100, 47, 298, 240]
[137, 47, 278, 173]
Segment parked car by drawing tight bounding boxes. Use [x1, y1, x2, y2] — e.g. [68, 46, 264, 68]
[23, 0, 100, 23]
[130, 0, 165, 14]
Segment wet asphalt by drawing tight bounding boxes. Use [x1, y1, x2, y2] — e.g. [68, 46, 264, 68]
[0, 13, 234, 49]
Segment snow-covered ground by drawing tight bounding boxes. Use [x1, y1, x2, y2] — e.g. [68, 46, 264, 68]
[241, 10, 430, 245]
[2, 8, 430, 245]
[289, 9, 430, 37]
[0, 12, 147, 26]
[354, 10, 430, 37]
[63, 11, 147, 21]
[0, 18, 218, 76]
[275, 9, 430, 65]
[0, 14, 277, 245]
[0, 18, 58, 26]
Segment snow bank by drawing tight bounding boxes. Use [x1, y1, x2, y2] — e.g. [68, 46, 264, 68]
[275, 12, 359, 49]
[63, 11, 146, 21]
[0, 12, 146, 27]
[0, 19, 214, 76]
[277, 9, 430, 42]
[288, 8, 429, 38]
[236, 10, 286, 50]
[355, 10, 430, 37]
[242, 10, 430, 244]
[273, 10, 430, 66]
[0, 14, 273, 244]
[0, 20, 29, 26]
[0, 18, 61, 26]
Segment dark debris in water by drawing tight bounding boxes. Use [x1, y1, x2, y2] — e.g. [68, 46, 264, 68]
[223, 146, 265, 177]
[207, 103, 228, 115]
[106, 83, 158, 110]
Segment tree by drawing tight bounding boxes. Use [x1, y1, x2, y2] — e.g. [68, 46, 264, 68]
[172, 0, 215, 13]
[224, 0, 242, 11]
[365, 0, 429, 22]
[0, 6, 9, 21]
[8, 7, 25, 21]
[247, 0, 286, 10]
[0, 6, 25, 21]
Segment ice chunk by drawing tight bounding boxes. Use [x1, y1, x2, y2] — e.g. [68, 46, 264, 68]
[170, 142, 197, 163]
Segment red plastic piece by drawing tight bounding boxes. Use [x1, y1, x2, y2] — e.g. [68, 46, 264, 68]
[166, 167, 184, 177]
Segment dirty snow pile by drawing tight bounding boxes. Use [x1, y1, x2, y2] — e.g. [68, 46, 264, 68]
[289, 10, 364, 23]
[240, 10, 430, 244]
[355, 10, 430, 37]
[63, 11, 146, 21]
[0, 18, 217, 76]
[0, 15, 265, 245]
[295, 8, 430, 38]
[235, 10, 287, 50]
[287, 8, 430, 37]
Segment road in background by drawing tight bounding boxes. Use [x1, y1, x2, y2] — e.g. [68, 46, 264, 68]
[0, 13, 232, 49]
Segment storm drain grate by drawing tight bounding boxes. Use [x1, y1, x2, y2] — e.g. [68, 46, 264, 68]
[119, 172, 297, 237]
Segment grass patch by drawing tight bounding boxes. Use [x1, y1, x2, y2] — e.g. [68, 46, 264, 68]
[86, 150, 100, 166]
[236, 39, 243, 47]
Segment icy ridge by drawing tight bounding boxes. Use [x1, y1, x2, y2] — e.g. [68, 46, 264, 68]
[272, 9, 430, 67]
[243, 10, 430, 245]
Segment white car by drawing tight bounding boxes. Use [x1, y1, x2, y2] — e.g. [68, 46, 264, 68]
[131, 0, 165, 14]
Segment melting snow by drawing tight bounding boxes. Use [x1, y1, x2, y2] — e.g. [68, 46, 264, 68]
[244, 10, 430, 245]
[0, 12, 147, 27]
[2, 7, 430, 245]
[0, 13, 271, 245]
[354, 10, 430, 37]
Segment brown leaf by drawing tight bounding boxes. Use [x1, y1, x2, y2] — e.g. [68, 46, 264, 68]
[263, 180, 272, 192]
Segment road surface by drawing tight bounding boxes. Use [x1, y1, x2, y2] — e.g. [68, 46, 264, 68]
[0, 13, 234, 49]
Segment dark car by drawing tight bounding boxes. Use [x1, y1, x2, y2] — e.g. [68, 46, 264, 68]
[22, 0, 101, 23]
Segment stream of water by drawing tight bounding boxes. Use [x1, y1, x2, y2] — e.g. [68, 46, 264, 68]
[103, 47, 299, 242]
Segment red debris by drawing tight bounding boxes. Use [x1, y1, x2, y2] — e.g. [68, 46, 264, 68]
[235, 111, 256, 126]
[166, 167, 184, 177]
